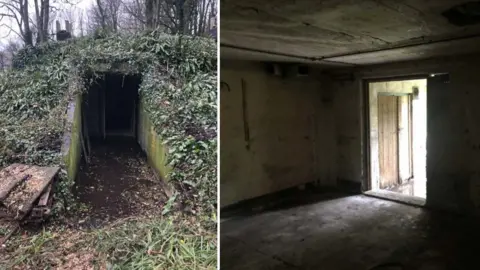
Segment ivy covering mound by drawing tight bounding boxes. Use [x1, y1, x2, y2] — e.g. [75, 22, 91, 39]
[0, 31, 216, 269]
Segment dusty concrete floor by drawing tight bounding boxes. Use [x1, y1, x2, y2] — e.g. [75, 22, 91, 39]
[221, 191, 480, 270]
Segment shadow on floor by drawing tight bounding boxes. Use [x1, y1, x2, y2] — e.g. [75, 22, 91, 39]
[221, 190, 480, 270]
[221, 186, 349, 221]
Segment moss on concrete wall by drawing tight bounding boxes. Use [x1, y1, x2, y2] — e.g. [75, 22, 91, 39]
[137, 99, 170, 181]
[62, 94, 83, 185]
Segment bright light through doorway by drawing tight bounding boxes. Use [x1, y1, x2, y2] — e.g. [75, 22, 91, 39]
[368, 79, 427, 199]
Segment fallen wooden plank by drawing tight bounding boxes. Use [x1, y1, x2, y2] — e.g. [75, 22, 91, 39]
[27, 182, 54, 222]
[37, 183, 53, 207]
[3, 166, 59, 220]
[13, 178, 55, 223]
[0, 164, 26, 178]
[19, 167, 59, 220]
[0, 164, 31, 201]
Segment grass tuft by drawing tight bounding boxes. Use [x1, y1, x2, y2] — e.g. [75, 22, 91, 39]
[0, 216, 216, 270]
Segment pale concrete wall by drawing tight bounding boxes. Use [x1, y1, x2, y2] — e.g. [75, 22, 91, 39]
[61, 94, 83, 185]
[137, 98, 170, 181]
[220, 60, 336, 207]
[330, 54, 480, 214]
[332, 80, 363, 184]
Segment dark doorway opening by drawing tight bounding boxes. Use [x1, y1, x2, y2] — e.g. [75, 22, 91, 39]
[73, 74, 164, 226]
[83, 73, 141, 140]
[105, 74, 139, 136]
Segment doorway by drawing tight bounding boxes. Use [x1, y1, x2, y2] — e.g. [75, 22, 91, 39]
[367, 78, 427, 199]
[74, 73, 160, 225]
[83, 73, 140, 139]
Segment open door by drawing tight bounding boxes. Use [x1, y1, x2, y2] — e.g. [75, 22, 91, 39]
[377, 95, 399, 189]
[368, 79, 426, 198]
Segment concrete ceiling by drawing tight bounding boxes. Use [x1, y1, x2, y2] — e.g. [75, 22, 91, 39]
[220, 0, 480, 66]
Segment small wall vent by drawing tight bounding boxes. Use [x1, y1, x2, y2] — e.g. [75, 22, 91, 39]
[265, 63, 285, 77]
[297, 65, 309, 76]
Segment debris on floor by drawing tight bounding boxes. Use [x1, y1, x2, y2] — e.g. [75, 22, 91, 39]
[0, 163, 59, 223]
[73, 138, 167, 228]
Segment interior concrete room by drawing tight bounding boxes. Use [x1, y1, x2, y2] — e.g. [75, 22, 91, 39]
[220, 1, 480, 269]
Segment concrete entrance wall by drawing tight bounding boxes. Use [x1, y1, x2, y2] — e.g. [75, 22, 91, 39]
[137, 98, 170, 181]
[61, 94, 83, 186]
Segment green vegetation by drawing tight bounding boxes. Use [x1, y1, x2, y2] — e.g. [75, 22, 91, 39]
[0, 30, 217, 269]
[1, 215, 216, 269]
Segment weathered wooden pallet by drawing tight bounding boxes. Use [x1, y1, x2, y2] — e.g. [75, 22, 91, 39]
[0, 163, 31, 201]
[28, 183, 54, 222]
[0, 165, 59, 220]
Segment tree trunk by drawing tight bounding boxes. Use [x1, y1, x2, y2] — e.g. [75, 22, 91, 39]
[34, 0, 50, 43]
[198, 0, 207, 35]
[96, 0, 107, 29]
[21, 0, 33, 45]
[42, 0, 50, 41]
[145, 0, 154, 28]
[176, 0, 185, 34]
[34, 0, 42, 43]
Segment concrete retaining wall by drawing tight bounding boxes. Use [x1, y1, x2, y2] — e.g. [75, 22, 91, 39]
[137, 98, 170, 181]
[61, 94, 83, 185]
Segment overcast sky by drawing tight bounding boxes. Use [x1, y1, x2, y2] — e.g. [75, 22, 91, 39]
[0, 0, 95, 47]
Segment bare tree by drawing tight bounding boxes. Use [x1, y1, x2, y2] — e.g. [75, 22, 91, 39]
[33, 0, 50, 43]
[0, 0, 33, 45]
[0, 0, 66, 45]
[122, 0, 216, 35]
[88, 0, 121, 33]
[121, 0, 146, 33]
[95, 0, 106, 29]
[83, 0, 217, 36]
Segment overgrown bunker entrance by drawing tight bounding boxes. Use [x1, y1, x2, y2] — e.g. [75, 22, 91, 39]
[84, 73, 140, 138]
[73, 73, 165, 224]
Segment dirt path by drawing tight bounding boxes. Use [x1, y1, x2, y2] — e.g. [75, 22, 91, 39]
[74, 137, 166, 228]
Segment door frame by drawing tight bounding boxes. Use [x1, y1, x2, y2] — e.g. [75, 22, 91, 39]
[362, 75, 428, 192]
